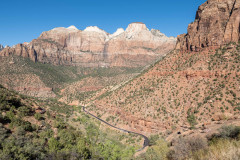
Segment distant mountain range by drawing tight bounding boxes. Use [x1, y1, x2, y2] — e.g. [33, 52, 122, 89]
[0, 22, 176, 67]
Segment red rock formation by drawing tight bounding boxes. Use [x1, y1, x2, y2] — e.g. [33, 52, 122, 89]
[176, 0, 240, 52]
[1, 44, 37, 62]
[0, 23, 176, 67]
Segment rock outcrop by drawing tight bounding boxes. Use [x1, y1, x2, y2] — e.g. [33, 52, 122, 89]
[0, 23, 176, 67]
[176, 0, 240, 52]
[0, 45, 3, 51]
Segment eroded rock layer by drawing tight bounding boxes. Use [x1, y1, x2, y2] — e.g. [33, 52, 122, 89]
[0, 23, 176, 67]
[176, 0, 240, 52]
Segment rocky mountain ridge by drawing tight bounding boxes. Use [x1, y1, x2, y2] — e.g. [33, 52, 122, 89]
[176, 0, 240, 52]
[0, 23, 176, 67]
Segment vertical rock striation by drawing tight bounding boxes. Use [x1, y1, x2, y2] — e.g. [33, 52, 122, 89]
[176, 0, 240, 52]
[0, 23, 177, 67]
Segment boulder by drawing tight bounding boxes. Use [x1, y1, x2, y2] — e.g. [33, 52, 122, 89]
[212, 113, 236, 121]
[182, 130, 194, 137]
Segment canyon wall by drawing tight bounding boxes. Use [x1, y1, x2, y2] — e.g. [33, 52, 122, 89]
[0, 23, 177, 67]
[176, 0, 240, 52]
[0, 45, 3, 51]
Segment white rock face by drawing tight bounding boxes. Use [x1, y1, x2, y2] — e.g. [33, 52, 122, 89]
[23, 42, 29, 46]
[84, 26, 110, 40]
[125, 22, 149, 38]
[168, 36, 177, 42]
[67, 25, 78, 30]
[5, 45, 9, 48]
[126, 22, 148, 33]
[109, 28, 124, 39]
[151, 29, 167, 38]
[49, 25, 79, 34]
[84, 26, 106, 33]
[0, 44, 4, 51]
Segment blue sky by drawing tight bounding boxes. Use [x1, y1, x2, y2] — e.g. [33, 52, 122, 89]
[0, 0, 206, 47]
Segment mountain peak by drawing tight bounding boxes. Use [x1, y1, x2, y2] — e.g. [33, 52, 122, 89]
[84, 26, 107, 33]
[125, 22, 148, 34]
[67, 25, 78, 30]
[109, 28, 124, 39]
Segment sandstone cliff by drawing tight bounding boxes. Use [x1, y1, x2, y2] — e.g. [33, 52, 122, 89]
[176, 0, 240, 52]
[0, 23, 176, 67]
[0, 45, 3, 51]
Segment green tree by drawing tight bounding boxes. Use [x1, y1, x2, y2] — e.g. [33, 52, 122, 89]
[152, 139, 169, 159]
[34, 113, 42, 121]
[18, 106, 30, 116]
[58, 129, 75, 145]
[149, 134, 159, 146]
[77, 137, 91, 159]
[187, 113, 197, 129]
[48, 137, 60, 152]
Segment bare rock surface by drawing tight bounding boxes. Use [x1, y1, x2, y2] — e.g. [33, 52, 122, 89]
[0, 44, 3, 51]
[176, 0, 240, 52]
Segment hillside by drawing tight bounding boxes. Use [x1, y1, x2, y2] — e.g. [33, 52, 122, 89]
[89, 42, 240, 135]
[1, 0, 240, 159]
[88, 0, 240, 136]
[0, 55, 143, 99]
[0, 85, 146, 159]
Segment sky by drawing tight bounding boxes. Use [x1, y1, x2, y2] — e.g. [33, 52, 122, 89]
[0, 0, 207, 47]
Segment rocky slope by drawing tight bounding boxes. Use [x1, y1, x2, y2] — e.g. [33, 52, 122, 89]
[89, 39, 240, 136]
[0, 54, 144, 99]
[0, 23, 176, 67]
[176, 0, 240, 52]
[85, 0, 240, 136]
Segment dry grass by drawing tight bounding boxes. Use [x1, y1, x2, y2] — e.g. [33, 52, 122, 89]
[188, 138, 240, 160]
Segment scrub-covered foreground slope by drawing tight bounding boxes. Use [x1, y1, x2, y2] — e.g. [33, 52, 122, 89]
[89, 0, 240, 136]
[0, 85, 142, 159]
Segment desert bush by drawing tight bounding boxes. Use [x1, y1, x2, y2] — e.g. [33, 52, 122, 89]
[217, 125, 240, 139]
[18, 106, 30, 116]
[187, 113, 197, 129]
[189, 138, 240, 160]
[137, 138, 169, 160]
[34, 112, 42, 121]
[173, 136, 208, 160]
[16, 126, 25, 136]
[149, 134, 160, 146]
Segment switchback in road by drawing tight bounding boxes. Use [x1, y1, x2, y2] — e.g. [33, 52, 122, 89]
[82, 106, 150, 152]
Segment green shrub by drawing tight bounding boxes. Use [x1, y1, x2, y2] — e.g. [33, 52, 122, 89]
[187, 113, 197, 129]
[34, 113, 42, 121]
[217, 125, 240, 139]
[149, 134, 160, 146]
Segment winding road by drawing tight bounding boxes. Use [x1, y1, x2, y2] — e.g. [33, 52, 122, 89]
[82, 106, 150, 152]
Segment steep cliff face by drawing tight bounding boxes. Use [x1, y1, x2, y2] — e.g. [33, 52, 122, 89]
[105, 23, 176, 55]
[1, 44, 37, 62]
[176, 0, 240, 52]
[0, 45, 3, 51]
[0, 23, 176, 67]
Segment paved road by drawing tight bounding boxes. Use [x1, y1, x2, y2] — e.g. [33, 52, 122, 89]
[82, 106, 150, 152]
